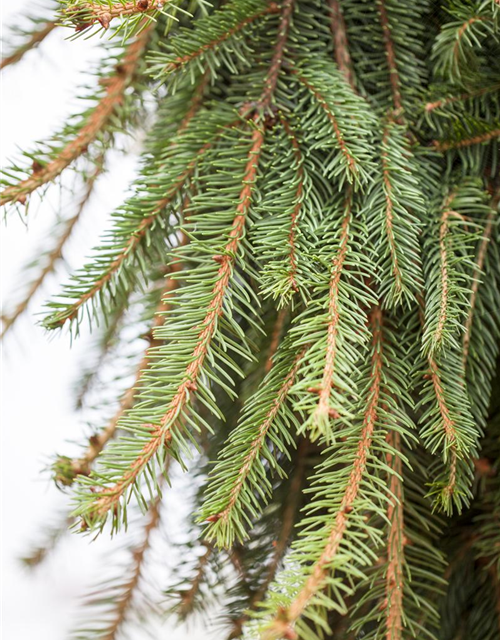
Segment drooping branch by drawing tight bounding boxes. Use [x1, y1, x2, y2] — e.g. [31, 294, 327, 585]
[434, 128, 500, 151]
[176, 542, 213, 619]
[90, 126, 265, 519]
[265, 308, 288, 373]
[312, 192, 351, 427]
[1, 160, 104, 339]
[0, 27, 151, 207]
[328, 0, 355, 89]
[1, 21, 56, 70]
[264, 307, 384, 639]
[64, 0, 164, 31]
[377, 0, 403, 117]
[53, 261, 182, 486]
[384, 431, 404, 640]
[425, 84, 500, 112]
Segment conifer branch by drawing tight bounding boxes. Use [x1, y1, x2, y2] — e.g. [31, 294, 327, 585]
[0, 20, 57, 70]
[265, 308, 288, 373]
[0, 27, 151, 207]
[384, 431, 404, 640]
[63, 0, 165, 31]
[1, 161, 103, 339]
[89, 125, 265, 519]
[377, 0, 403, 117]
[264, 307, 384, 639]
[160, 1, 279, 75]
[176, 542, 213, 618]
[434, 128, 500, 151]
[207, 348, 305, 528]
[54, 262, 182, 486]
[381, 126, 403, 297]
[328, 0, 355, 89]
[425, 84, 500, 111]
[312, 192, 351, 431]
[462, 206, 497, 367]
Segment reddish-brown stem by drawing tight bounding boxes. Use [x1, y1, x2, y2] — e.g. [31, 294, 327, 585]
[65, 0, 164, 30]
[434, 204, 455, 349]
[163, 3, 280, 74]
[381, 125, 403, 295]
[92, 126, 265, 517]
[328, 0, 355, 89]
[228, 438, 309, 640]
[100, 496, 162, 640]
[177, 543, 213, 618]
[434, 128, 500, 151]
[462, 202, 498, 367]
[314, 192, 351, 425]
[425, 84, 500, 112]
[1, 161, 103, 339]
[264, 307, 383, 639]
[453, 17, 485, 61]
[259, 0, 295, 110]
[384, 431, 404, 640]
[1, 21, 56, 70]
[291, 69, 358, 177]
[67, 262, 183, 480]
[265, 308, 288, 374]
[377, 0, 403, 117]
[280, 116, 304, 294]
[212, 348, 306, 524]
[0, 27, 151, 207]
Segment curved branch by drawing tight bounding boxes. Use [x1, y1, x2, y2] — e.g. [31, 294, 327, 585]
[1, 21, 56, 70]
[64, 0, 164, 31]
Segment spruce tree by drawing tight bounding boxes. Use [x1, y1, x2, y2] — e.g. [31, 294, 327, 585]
[2, 0, 500, 638]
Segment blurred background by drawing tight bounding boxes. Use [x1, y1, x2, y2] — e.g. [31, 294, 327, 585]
[1, 3, 207, 638]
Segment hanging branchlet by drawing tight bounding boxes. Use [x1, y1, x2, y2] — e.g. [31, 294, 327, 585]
[62, 0, 166, 32]
[1, 17, 56, 70]
[0, 25, 152, 207]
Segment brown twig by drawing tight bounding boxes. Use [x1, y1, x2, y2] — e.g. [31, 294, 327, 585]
[65, 0, 163, 31]
[313, 192, 352, 427]
[91, 125, 265, 518]
[384, 431, 404, 640]
[163, 3, 280, 74]
[210, 348, 306, 525]
[177, 542, 213, 618]
[0, 26, 151, 207]
[264, 307, 384, 639]
[328, 0, 355, 90]
[1, 21, 57, 70]
[1, 160, 104, 339]
[377, 0, 403, 118]
[425, 84, 500, 112]
[265, 308, 288, 374]
[434, 128, 500, 152]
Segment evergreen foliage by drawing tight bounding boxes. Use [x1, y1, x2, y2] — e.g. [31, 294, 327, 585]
[2, 0, 500, 638]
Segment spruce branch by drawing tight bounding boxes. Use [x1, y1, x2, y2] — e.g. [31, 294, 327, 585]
[376, 0, 403, 118]
[328, 0, 355, 90]
[434, 127, 500, 150]
[0, 26, 151, 207]
[53, 264, 182, 486]
[424, 83, 500, 112]
[62, 0, 166, 31]
[1, 20, 57, 70]
[263, 307, 385, 640]
[1, 160, 104, 340]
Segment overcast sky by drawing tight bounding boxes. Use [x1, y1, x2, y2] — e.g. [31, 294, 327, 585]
[1, 3, 209, 639]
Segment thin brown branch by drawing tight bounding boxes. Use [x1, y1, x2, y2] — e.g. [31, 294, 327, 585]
[280, 116, 303, 295]
[377, 0, 403, 118]
[228, 438, 309, 639]
[384, 431, 404, 640]
[65, 0, 164, 31]
[1, 160, 104, 339]
[211, 348, 306, 525]
[453, 17, 486, 62]
[434, 202, 454, 349]
[63, 260, 183, 483]
[100, 495, 162, 640]
[434, 128, 500, 151]
[291, 68, 358, 178]
[91, 125, 265, 518]
[425, 84, 500, 112]
[328, 0, 355, 89]
[313, 192, 351, 426]
[1, 21, 57, 70]
[265, 308, 288, 374]
[259, 0, 295, 110]
[0, 27, 151, 207]
[462, 196, 498, 367]
[264, 307, 384, 639]
[381, 125, 403, 296]
[163, 3, 279, 74]
[177, 542, 213, 619]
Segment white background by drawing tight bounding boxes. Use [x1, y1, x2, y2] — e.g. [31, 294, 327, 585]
[1, 3, 209, 638]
